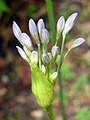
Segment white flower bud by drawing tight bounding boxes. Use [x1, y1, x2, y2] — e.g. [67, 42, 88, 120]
[31, 51, 38, 64]
[21, 32, 33, 50]
[41, 28, 49, 45]
[47, 52, 52, 62]
[63, 13, 78, 36]
[50, 72, 58, 84]
[55, 55, 60, 64]
[16, 46, 29, 62]
[29, 19, 39, 44]
[13, 21, 22, 44]
[51, 45, 60, 59]
[37, 19, 45, 37]
[70, 38, 85, 49]
[57, 16, 65, 39]
[42, 53, 50, 65]
[41, 65, 46, 74]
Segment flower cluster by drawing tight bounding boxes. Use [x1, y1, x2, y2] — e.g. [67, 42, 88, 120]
[13, 12, 85, 108]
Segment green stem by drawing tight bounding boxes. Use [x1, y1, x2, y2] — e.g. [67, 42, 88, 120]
[57, 35, 66, 120]
[46, 105, 54, 120]
[45, 0, 56, 43]
[38, 44, 42, 69]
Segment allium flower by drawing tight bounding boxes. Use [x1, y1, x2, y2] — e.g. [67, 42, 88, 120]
[63, 12, 78, 36]
[13, 13, 85, 112]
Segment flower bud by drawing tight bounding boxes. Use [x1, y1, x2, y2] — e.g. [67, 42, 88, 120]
[16, 46, 29, 62]
[21, 33, 33, 50]
[50, 72, 58, 85]
[37, 19, 45, 37]
[51, 45, 60, 59]
[47, 52, 53, 62]
[70, 38, 85, 49]
[57, 16, 65, 39]
[42, 53, 50, 65]
[55, 55, 60, 65]
[41, 65, 46, 74]
[31, 65, 54, 108]
[63, 13, 78, 36]
[31, 51, 38, 64]
[41, 28, 49, 45]
[13, 21, 22, 44]
[29, 19, 39, 44]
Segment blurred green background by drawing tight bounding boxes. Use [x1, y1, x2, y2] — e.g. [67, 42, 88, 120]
[0, 0, 90, 120]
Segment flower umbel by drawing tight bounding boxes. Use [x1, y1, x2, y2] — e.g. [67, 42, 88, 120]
[13, 13, 85, 114]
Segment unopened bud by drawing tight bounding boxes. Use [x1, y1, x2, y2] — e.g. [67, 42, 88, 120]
[57, 16, 65, 39]
[37, 19, 45, 38]
[70, 38, 85, 50]
[42, 53, 50, 65]
[21, 33, 33, 50]
[63, 13, 78, 36]
[16, 46, 29, 62]
[47, 52, 53, 62]
[29, 19, 39, 44]
[51, 45, 60, 59]
[31, 51, 38, 64]
[50, 72, 58, 85]
[13, 21, 22, 44]
[41, 65, 46, 74]
[41, 28, 49, 45]
[55, 55, 60, 64]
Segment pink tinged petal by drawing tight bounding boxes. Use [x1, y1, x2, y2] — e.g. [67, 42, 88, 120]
[21, 33, 33, 50]
[37, 19, 45, 37]
[63, 13, 78, 35]
[29, 19, 39, 44]
[13, 21, 22, 44]
[41, 28, 49, 45]
[71, 38, 85, 49]
[57, 16, 65, 38]
[16, 46, 29, 61]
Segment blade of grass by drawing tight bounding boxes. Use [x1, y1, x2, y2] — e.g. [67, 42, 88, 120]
[45, 0, 56, 43]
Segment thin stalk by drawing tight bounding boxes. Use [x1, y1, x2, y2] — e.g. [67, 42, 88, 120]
[45, 0, 56, 43]
[57, 35, 66, 120]
[38, 44, 42, 69]
[46, 105, 54, 120]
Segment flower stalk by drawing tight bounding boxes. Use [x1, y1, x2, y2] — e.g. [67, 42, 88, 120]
[46, 105, 54, 120]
